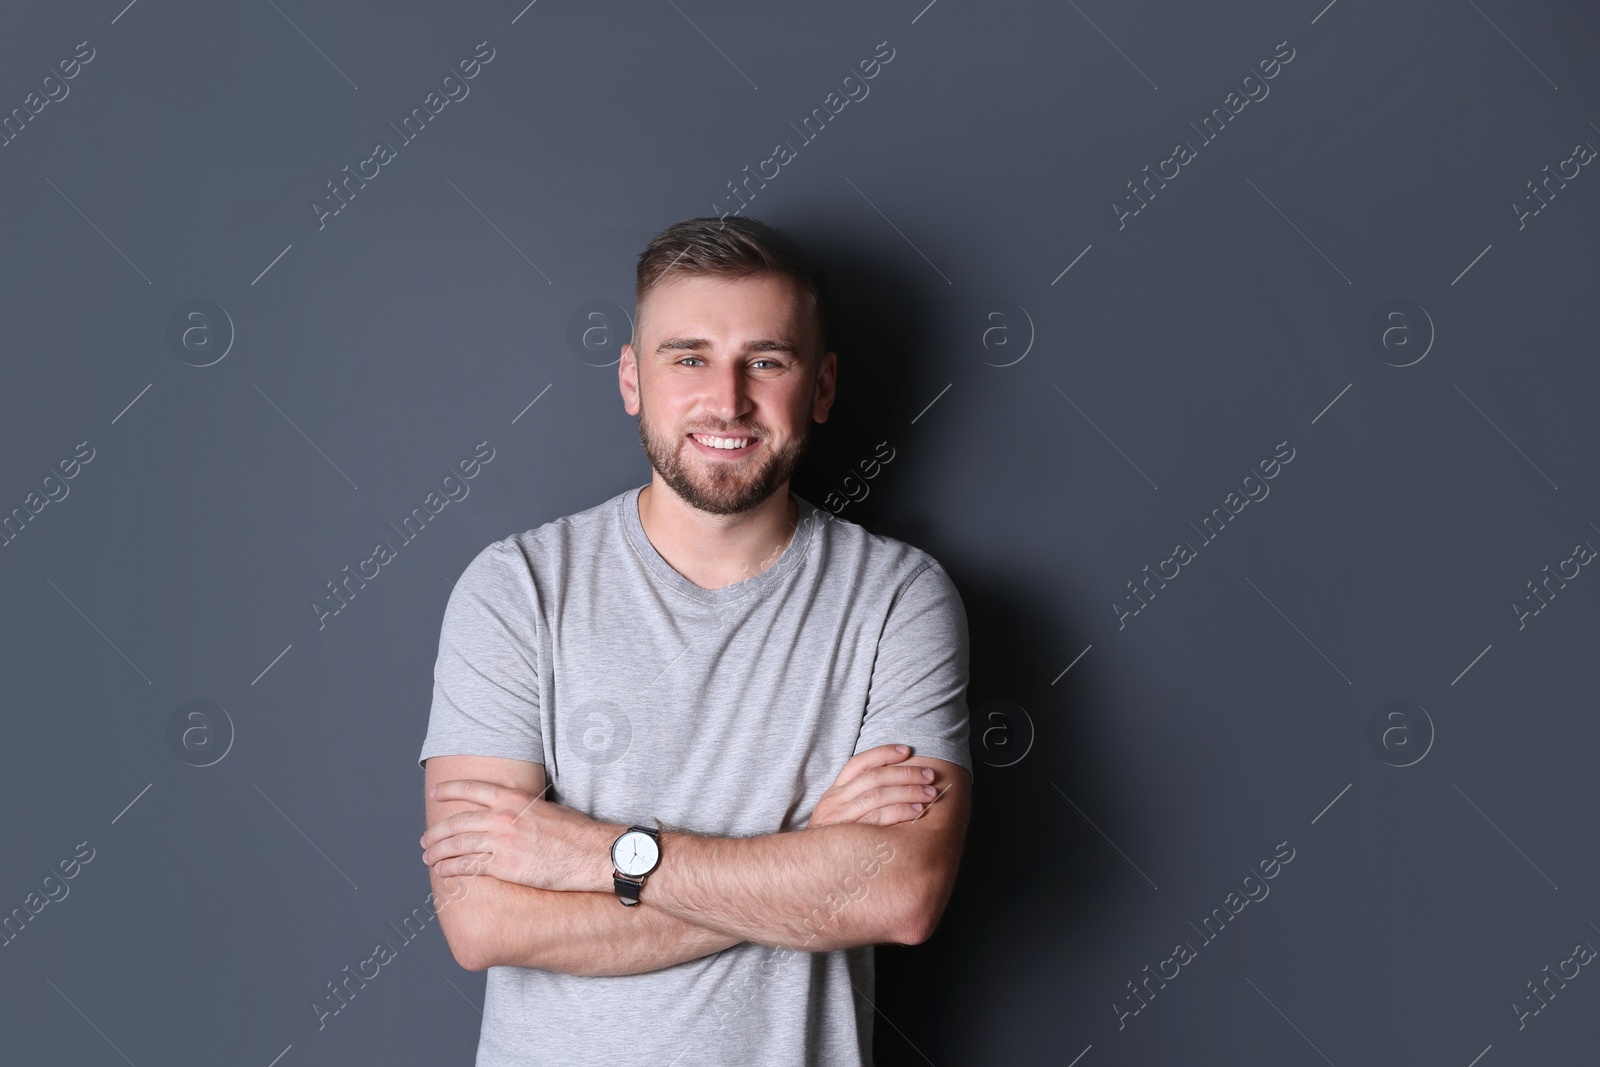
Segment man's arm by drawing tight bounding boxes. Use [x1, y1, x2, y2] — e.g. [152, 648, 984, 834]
[424, 754, 742, 975]
[638, 755, 971, 952]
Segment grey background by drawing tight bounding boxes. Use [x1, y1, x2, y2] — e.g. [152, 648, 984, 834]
[2, 0, 1597, 1063]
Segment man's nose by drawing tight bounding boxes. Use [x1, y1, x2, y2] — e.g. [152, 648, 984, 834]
[703, 361, 750, 423]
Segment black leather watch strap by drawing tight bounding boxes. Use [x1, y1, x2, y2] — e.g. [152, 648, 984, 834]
[614, 873, 645, 907]
[612, 824, 661, 907]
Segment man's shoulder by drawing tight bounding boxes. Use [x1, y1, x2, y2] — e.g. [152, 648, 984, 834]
[456, 487, 631, 580]
[506, 487, 624, 548]
[802, 499, 950, 595]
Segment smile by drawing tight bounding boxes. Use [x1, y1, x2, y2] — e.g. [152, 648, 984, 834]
[689, 433, 757, 452]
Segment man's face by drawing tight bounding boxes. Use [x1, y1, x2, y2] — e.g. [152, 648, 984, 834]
[621, 272, 835, 516]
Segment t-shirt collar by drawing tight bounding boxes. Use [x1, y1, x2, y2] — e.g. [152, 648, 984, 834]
[621, 483, 822, 605]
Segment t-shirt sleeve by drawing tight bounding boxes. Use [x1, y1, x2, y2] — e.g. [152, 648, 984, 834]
[417, 539, 544, 768]
[853, 559, 973, 773]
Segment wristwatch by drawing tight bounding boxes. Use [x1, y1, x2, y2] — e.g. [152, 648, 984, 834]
[610, 824, 661, 907]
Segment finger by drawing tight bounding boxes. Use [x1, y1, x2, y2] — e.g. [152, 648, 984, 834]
[420, 809, 491, 848]
[829, 763, 938, 812]
[432, 853, 494, 879]
[858, 802, 927, 826]
[866, 763, 938, 787]
[837, 782, 939, 823]
[830, 744, 914, 790]
[430, 779, 504, 804]
[422, 832, 491, 867]
[869, 783, 940, 813]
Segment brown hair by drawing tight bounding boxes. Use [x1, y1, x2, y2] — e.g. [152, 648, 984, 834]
[633, 216, 828, 359]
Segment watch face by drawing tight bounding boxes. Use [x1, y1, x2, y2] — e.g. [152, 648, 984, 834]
[613, 831, 659, 877]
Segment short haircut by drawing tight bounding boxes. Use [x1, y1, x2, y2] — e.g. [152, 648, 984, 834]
[633, 216, 829, 359]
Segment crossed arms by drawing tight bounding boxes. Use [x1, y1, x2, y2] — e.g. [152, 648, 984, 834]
[420, 750, 970, 976]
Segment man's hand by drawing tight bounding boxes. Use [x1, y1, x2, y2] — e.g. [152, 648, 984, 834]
[424, 744, 942, 896]
[422, 779, 620, 893]
[806, 743, 944, 828]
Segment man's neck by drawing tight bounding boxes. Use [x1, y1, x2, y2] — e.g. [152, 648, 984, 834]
[637, 479, 800, 591]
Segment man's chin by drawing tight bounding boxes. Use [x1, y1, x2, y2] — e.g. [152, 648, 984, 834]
[677, 481, 772, 516]
[663, 461, 784, 516]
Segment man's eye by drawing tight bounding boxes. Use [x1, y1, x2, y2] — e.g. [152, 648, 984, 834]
[676, 357, 782, 369]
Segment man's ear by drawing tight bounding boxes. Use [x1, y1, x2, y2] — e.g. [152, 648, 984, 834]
[812, 349, 837, 423]
[619, 344, 641, 415]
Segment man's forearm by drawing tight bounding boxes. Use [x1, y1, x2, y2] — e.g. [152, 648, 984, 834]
[637, 823, 915, 952]
[434, 870, 742, 976]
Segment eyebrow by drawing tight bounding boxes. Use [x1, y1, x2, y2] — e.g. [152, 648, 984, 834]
[655, 337, 799, 355]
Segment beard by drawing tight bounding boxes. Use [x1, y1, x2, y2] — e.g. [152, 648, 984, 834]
[637, 395, 812, 516]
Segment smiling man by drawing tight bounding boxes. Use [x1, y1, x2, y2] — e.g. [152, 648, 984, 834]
[416, 216, 973, 1066]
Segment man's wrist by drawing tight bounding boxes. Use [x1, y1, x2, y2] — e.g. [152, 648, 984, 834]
[595, 820, 629, 893]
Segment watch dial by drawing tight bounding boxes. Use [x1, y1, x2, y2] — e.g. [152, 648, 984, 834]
[616, 832, 659, 876]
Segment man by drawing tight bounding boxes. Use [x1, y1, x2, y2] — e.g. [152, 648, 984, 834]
[417, 216, 973, 1065]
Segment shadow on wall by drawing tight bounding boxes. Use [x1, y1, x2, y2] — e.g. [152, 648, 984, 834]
[788, 220, 1118, 1065]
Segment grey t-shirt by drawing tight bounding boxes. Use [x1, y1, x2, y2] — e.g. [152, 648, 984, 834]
[418, 483, 972, 1066]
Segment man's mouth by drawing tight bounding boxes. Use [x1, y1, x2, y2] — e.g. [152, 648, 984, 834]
[689, 432, 757, 452]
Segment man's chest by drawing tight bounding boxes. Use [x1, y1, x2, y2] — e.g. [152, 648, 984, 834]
[533, 582, 886, 834]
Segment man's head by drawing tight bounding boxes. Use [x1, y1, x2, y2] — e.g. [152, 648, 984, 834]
[620, 217, 837, 516]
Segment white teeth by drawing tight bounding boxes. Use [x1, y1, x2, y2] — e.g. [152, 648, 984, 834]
[692, 434, 752, 450]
